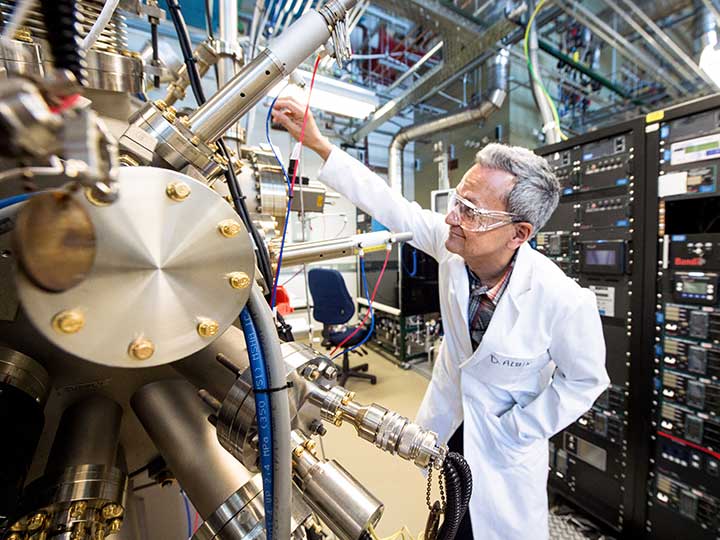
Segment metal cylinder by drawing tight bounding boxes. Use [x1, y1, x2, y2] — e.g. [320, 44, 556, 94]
[0, 347, 49, 521]
[131, 379, 254, 518]
[278, 231, 413, 267]
[292, 432, 383, 540]
[218, 0, 240, 86]
[187, 49, 284, 144]
[264, 10, 330, 72]
[46, 395, 122, 477]
[187, 6, 340, 144]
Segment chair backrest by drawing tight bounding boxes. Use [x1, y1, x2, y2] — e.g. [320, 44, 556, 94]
[307, 268, 355, 325]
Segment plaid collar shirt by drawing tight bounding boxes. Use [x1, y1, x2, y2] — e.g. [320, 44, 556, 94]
[467, 258, 515, 350]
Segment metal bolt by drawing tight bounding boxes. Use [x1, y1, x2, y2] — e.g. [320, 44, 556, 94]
[166, 181, 191, 201]
[154, 99, 168, 111]
[228, 272, 251, 289]
[310, 420, 327, 436]
[52, 310, 85, 334]
[129, 338, 155, 360]
[197, 319, 220, 338]
[70, 501, 88, 519]
[341, 391, 355, 406]
[27, 513, 46, 531]
[218, 219, 242, 238]
[323, 365, 338, 380]
[102, 503, 123, 520]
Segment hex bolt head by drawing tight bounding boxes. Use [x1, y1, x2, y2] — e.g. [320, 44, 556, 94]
[197, 319, 220, 338]
[52, 310, 85, 334]
[228, 272, 251, 289]
[129, 338, 155, 360]
[218, 219, 242, 238]
[166, 181, 191, 201]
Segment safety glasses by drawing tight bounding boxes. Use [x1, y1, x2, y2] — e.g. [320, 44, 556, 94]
[447, 191, 524, 233]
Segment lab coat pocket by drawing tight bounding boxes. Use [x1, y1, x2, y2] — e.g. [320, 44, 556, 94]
[481, 350, 551, 388]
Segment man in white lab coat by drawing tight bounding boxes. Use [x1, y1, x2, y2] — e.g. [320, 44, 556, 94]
[272, 97, 610, 540]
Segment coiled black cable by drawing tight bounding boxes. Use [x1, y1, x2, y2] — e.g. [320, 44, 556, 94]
[165, 0, 275, 291]
[438, 452, 473, 540]
[39, 0, 87, 85]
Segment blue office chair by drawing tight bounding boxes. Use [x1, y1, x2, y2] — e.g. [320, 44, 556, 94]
[308, 268, 377, 385]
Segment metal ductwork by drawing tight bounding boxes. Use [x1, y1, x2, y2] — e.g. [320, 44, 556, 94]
[387, 50, 509, 193]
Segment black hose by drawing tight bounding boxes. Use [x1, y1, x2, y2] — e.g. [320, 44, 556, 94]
[165, 0, 275, 289]
[438, 459, 463, 540]
[437, 452, 473, 540]
[38, 0, 86, 85]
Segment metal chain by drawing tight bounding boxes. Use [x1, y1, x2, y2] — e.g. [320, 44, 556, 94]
[425, 459, 434, 511]
[439, 466, 447, 512]
[425, 458, 447, 513]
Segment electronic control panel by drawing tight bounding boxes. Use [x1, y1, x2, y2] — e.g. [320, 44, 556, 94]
[647, 99, 720, 540]
[539, 123, 644, 533]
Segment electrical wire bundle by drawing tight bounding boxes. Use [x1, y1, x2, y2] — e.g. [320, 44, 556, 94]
[166, 0, 275, 292]
[523, 0, 568, 142]
[329, 244, 392, 359]
[266, 55, 322, 311]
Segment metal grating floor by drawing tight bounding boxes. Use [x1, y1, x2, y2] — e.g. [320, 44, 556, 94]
[549, 508, 617, 540]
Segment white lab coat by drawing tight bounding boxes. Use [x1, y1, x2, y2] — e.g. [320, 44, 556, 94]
[318, 147, 610, 540]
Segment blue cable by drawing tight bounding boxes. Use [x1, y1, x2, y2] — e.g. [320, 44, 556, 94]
[239, 308, 274, 540]
[265, 91, 293, 310]
[180, 490, 192, 539]
[265, 94, 290, 188]
[0, 193, 34, 210]
[332, 256, 375, 359]
[401, 244, 418, 277]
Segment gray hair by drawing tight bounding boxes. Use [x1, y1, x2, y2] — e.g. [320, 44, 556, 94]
[475, 143, 560, 234]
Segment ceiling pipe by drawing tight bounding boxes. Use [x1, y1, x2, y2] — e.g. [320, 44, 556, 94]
[387, 50, 509, 193]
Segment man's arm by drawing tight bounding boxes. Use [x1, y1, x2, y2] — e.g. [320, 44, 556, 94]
[495, 288, 610, 451]
[272, 97, 447, 259]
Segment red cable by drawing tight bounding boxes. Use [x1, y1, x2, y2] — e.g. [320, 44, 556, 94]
[50, 93, 82, 114]
[330, 246, 392, 356]
[271, 55, 322, 307]
[290, 54, 322, 198]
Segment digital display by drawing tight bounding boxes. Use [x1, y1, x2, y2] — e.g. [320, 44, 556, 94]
[683, 281, 709, 294]
[585, 249, 617, 266]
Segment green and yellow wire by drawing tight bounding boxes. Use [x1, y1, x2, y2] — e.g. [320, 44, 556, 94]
[523, 0, 568, 141]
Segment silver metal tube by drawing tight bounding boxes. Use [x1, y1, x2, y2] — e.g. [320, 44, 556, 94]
[387, 51, 508, 192]
[602, 0, 700, 84]
[189, 3, 351, 144]
[0, 346, 49, 404]
[385, 40, 443, 93]
[131, 380, 254, 518]
[218, 0, 240, 86]
[187, 49, 284, 143]
[554, 0, 684, 97]
[279, 231, 414, 267]
[616, 0, 715, 88]
[291, 432, 383, 540]
[46, 395, 122, 476]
